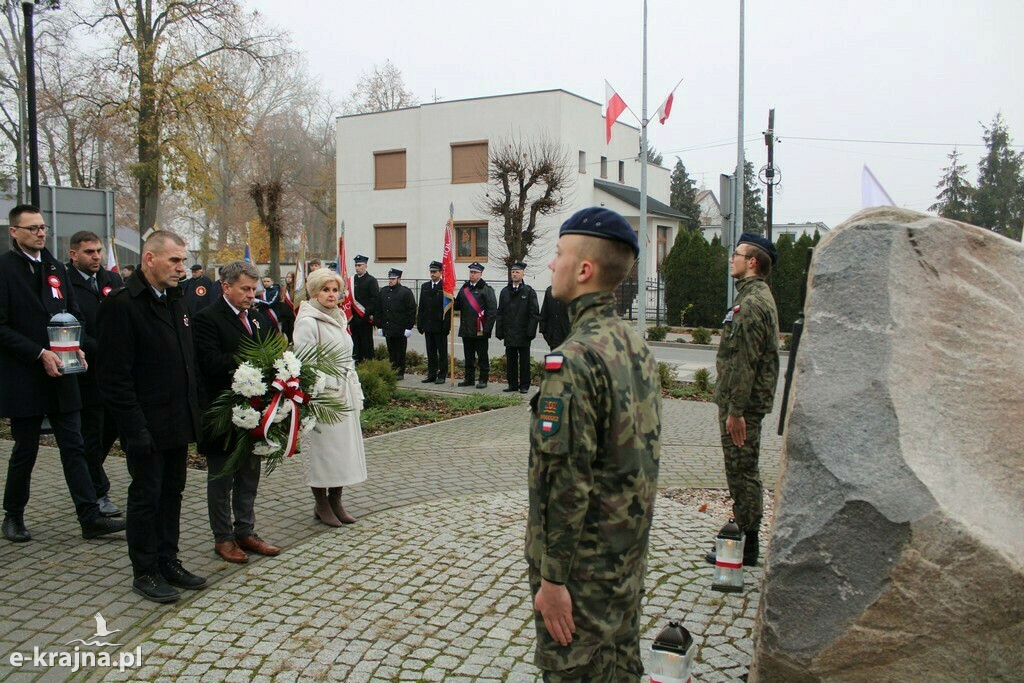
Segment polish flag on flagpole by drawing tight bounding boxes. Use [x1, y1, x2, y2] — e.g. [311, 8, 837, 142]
[655, 78, 683, 125]
[861, 164, 895, 208]
[106, 241, 118, 273]
[604, 80, 628, 144]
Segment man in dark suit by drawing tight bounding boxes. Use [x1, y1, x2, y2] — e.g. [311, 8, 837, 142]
[0, 205, 126, 544]
[416, 260, 451, 384]
[67, 230, 124, 518]
[376, 268, 416, 380]
[495, 261, 540, 394]
[182, 264, 215, 317]
[539, 285, 571, 350]
[97, 231, 206, 603]
[193, 261, 281, 564]
[348, 254, 379, 362]
[455, 262, 497, 389]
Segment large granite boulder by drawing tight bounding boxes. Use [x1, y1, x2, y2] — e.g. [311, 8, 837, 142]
[750, 208, 1024, 681]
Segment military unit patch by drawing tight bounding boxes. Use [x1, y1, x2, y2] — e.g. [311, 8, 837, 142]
[537, 397, 564, 436]
[196, 285, 207, 297]
[544, 353, 564, 372]
[723, 304, 741, 324]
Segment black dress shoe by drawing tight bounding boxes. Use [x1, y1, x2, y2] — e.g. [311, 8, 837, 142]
[98, 496, 122, 517]
[457, 379, 474, 387]
[159, 559, 208, 590]
[502, 387, 518, 393]
[519, 388, 529, 394]
[475, 381, 487, 389]
[81, 516, 127, 539]
[421, 377, 436, 383]
[2, 516, 31, 543]
[434, 377, 446, 384]
[396, 373, 405, 381]
[132, 574, 180, 603]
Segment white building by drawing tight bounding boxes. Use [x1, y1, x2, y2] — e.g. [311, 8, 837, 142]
[336, 89, 687, 295]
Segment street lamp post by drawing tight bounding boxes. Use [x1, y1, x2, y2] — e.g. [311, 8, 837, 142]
[22, 0, 40, 207]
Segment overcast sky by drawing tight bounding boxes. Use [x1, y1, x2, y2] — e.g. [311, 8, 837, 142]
[247, 0, 1023, 228]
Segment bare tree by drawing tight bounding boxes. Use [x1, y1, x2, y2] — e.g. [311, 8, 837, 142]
[343, 59, 416, 114]
[79, 0, 284, 238]
[478, 136, 573, 275]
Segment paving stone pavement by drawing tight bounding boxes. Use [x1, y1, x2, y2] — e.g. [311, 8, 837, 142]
[0, 383, 782, 682]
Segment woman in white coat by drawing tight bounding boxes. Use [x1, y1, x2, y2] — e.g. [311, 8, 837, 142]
[293, 268, 367, 526]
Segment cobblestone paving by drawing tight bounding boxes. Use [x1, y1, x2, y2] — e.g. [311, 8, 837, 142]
[0, 383, 781, 681]
[100, 492, 760, 683]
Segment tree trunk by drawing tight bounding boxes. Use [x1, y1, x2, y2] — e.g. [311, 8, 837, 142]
[135, 14, 160, 241]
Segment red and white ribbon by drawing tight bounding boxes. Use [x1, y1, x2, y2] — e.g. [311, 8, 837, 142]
[47, 275, 63, 300]
[50, 341, 80, 352]
[252, 376, 308, 459]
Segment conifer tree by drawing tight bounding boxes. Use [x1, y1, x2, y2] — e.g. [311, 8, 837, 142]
[929, 148, 974, 222]
[973, 113, 1024, 240]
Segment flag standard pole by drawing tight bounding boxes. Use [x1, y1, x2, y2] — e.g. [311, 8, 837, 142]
[448, 203, 456, 385]
[637, 0, 649, 336]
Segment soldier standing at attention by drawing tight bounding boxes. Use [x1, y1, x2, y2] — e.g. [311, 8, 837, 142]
[527, 207, 661, 681]
[455, 262, 497, 389]
[376, 268, 416, 380]
[705, 232, 779, 569]
[348, 254, 379, 362]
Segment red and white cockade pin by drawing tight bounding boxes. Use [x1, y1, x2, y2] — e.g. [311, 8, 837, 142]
[544, 353, 564, 372]
[102, 285, 113, 297]
[47, 275, 63, 299]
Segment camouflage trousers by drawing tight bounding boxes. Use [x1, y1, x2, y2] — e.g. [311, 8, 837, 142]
[528, 567, 645, 682]
[718, 408, 764, 535]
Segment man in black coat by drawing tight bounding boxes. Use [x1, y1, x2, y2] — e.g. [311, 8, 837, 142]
[194, 261, 281, 565]
[495, 261, 540, 394]
[416, 260, 451, 384]
[539, 285, 571, 350]
[67, 230, 124, 518]
[0, 205, 126, 543]
[255, 275, 295, 342]
[348, 254, 379, 362]
[455, 262, 497, 389]
[182, 264, 215, 317]
[376, 268, 416, 380]
[97, 231, 207, 603]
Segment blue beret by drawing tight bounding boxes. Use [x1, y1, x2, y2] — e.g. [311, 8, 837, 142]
[353, 254, 369, 264]
[559, 207, 639, 256]
[737, 232, 778, 265]
[468, 262, 484, 272]
[388, 268, 402, 278]
[510, 261, 527, 271]
[428, 260, 442, 271]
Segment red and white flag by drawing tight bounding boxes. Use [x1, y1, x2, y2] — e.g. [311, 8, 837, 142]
[106, 241, 118, 273]
[655, 78, 683, 125]
[337, 224, 353, 322]
[604, 80, 628, 144]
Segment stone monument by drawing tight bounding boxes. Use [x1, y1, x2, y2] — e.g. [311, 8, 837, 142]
[750, 208, 1024, 681]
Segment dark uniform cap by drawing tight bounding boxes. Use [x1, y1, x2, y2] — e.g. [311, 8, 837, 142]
[190, 264, 203, 272]
[388, 268, 402, 278]
[428, 260, 443, 272]
[468, 262, 485, 272]
[737, 232, 779, 265]
[510, 261, 527, 271]
[558, 207, 639, 256]
[353, 254, 369, 264]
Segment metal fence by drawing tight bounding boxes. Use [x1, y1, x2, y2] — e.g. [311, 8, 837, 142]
[616, 273, 669, 324]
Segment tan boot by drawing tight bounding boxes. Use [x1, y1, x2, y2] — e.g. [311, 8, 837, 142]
[312, 487, 342, 527]
[328, 487, 357, 524]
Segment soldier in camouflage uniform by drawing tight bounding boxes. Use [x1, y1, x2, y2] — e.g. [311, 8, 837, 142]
[526, 207, 662, 682]
[707, 232, 779, 568]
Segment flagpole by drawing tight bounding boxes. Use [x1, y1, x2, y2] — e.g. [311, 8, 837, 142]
[637, 0, 649, 335]
[448, 202, 456, 385]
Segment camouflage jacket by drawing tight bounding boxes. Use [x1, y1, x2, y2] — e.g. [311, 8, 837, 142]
[714, 277, 780, 416]
[526, 291, 662, 583]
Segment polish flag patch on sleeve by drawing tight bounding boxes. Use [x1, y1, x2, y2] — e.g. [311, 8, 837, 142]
[544, 353, 564, 372]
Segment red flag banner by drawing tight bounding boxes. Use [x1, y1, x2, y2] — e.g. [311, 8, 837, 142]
[605, 80, 628, 144]
[656, 91, 674, 125]
[442, 217, 456, 313]
[338, 232, 353, 321]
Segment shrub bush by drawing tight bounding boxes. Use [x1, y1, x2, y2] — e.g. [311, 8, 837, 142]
[405, 349, 427, 370]
[356, 359, 397, 408]
[489, 355, 507, 377]
[693, 367, 712, 393]
[657, 362, 677, 390]
[781, 333, 792, 351]
[690, 327, 712, 345]
[647, 326, 669, 342]
[372, 343, 389, 361]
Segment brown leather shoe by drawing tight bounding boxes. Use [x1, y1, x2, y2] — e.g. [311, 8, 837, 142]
[237, 534, 281, 557]
[214, 540, 248, 564]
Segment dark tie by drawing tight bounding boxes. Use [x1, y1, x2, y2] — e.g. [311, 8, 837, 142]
[89, 275, 98, 293]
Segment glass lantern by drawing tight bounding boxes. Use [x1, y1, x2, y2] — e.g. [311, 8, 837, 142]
[649, 620, 696, 683]
[711, 517, 745, 593]
[47, 311, 85, 375]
